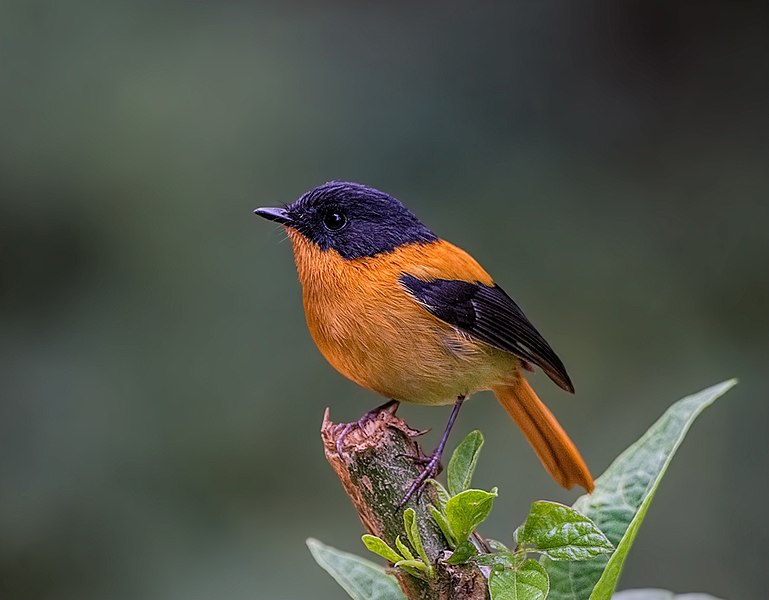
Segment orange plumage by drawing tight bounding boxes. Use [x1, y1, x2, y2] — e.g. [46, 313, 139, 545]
[255, 181, 594, 495]
[493, 378, 593, 491]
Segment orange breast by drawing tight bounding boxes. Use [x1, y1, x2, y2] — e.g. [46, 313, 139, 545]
[287, 233, 517, 405]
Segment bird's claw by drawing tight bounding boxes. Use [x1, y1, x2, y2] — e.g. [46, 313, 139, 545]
[335, 422, 357, 457]
[396, 452, 432, 466]
[334, 400, 400, 457]
[399, 453, 442, 507]
[411, 427, 431, 438]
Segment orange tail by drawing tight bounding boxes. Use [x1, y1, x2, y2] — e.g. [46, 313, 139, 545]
[492, 377, 594, 492]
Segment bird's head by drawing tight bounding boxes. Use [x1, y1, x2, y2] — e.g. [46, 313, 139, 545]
[254, 181, 437, 259]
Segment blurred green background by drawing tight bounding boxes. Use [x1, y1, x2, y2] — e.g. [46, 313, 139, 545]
[2, 1, 768, 599]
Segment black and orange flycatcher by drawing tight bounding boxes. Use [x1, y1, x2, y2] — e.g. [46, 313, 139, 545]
[255, 181, 593, 502]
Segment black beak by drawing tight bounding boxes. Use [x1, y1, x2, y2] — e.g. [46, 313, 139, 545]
[254, 207, 293, 226]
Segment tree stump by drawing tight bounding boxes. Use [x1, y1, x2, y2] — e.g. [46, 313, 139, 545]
[321, 405, 489, 600]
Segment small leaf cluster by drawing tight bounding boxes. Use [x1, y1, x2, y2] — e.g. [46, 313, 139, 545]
[427, 432, 613, 600]
[428, 430, 497, 560]
[362, 508, 434, 580]
[360, 429, 613, 597]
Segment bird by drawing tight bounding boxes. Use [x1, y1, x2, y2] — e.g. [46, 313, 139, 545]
[254, 181, 594, 502]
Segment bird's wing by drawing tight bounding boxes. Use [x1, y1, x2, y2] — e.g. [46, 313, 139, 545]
[399, 274, 574, 392]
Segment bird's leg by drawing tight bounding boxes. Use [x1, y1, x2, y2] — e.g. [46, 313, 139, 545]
[335, 399, 400, 456]
[400, 395, 465, 506]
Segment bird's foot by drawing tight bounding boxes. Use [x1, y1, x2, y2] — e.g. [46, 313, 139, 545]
[396, 451, 432, 466]
[399, 450, 443, 507]
[335, 399, 399, 456]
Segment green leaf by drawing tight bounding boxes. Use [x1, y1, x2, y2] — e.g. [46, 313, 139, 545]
[429, 505, 457, 548]
[394, 559, 430, 580]
[474, 551, 517, 569]
[518, 501, 613, 561]
[487, 539, 511, 553]
[307, 538, 406, 600]
[489, 559, 549, 600]
[395, 536, 414, 561]
[612, 591, 724, 600]
[445, 488, 497, 543]
[427, 479, 451, 512]
[445, 540, 478, 564]
[394, 559, 428, 573]
[545, 379, 737, 600]
[362, 534, 403, 564]
[403, 508, 430, 568]
[447, 430, 485, 496]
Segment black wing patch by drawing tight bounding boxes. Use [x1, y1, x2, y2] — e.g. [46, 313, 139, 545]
[400, 274, 574, 392]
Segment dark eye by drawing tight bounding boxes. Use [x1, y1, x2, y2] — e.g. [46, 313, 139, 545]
[323, 210, 347, 231]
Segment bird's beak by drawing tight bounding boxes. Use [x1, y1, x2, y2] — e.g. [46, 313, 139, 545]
[254, 207, 294, 226]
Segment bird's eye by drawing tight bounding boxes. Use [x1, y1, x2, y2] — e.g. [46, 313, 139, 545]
[323, 210, 347, 231]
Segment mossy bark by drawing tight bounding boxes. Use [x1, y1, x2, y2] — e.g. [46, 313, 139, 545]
[321, 405, 488, 600]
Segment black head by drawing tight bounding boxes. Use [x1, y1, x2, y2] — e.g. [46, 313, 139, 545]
[254, 181, 437, 259]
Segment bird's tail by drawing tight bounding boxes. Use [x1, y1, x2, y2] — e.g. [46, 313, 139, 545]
[492, 377, 594, 492]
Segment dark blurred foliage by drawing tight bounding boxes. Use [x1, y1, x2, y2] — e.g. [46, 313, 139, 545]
[1, 1, 768, 599]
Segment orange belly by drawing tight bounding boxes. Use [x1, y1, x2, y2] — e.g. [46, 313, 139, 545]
[287, 233, 519, 405]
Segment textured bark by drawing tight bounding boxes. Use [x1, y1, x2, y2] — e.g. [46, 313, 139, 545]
[321, 405, 489, 600]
